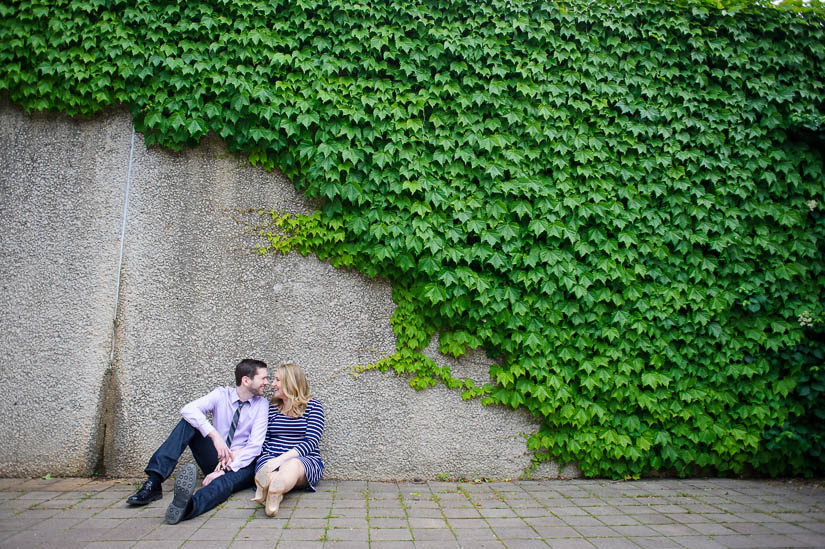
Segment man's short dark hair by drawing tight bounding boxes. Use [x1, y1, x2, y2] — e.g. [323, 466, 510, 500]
[235, 359, 267, 386]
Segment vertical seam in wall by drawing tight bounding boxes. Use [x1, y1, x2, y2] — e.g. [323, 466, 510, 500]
[93, 123, 135, 475]
[89, 123, 135, 475]
[110, 124, 135, 363]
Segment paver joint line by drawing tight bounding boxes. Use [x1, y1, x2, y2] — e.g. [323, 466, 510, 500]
[0, 478, 823, 548]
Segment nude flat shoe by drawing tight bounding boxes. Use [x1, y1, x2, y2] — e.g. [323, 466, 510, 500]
[251, 480, 266, 504]
[265, 492, 283, 517]
[251, 461, 277, 504]
[264, 472, 286, 517]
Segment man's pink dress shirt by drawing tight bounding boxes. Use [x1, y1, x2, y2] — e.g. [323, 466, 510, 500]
[181, 387, 269, 471]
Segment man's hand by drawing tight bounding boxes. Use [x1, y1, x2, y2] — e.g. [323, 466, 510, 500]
[203, 469, 225, 487]
[208, 431, 233, 465]
[220, 453, 235, 470]
[216, 454, 235, 471]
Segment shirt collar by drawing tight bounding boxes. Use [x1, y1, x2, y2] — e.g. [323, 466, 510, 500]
[232, 387, 255, 405]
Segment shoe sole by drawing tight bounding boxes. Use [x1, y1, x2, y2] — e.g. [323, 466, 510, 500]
[165, 464, 197, 524]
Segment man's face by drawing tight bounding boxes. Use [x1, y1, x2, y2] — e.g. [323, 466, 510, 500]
[246, 368, 269, 397]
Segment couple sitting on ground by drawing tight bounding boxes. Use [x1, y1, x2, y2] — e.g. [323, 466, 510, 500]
[125, 359, 324, 523]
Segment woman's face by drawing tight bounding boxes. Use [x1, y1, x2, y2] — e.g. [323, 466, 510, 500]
[271, 370, 286, 400]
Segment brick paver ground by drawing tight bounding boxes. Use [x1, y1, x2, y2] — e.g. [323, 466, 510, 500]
[0, 477, 823, 548]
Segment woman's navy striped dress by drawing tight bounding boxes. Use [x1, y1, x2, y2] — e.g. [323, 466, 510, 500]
[256, 398, 325, 490]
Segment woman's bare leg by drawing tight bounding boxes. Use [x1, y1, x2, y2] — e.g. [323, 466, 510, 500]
[265, 459, 307, 517]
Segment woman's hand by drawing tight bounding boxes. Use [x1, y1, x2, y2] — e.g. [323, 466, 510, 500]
[272, 449, 300, 470]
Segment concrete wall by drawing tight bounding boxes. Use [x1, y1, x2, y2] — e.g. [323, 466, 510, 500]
[0, 103, 572, 480]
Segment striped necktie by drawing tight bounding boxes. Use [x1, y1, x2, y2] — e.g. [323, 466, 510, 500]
[226, 400, 246, 447]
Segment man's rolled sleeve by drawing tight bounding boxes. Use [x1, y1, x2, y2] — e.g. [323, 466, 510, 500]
[180, 387, 222, 438]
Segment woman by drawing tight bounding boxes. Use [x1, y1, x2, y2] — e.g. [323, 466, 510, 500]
[252, 363, 325, 516]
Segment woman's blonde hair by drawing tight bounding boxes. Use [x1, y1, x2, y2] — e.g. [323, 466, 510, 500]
[272, 362, 311, 417]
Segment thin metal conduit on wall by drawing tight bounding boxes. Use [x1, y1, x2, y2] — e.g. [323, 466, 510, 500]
[109, 124, 135, 364]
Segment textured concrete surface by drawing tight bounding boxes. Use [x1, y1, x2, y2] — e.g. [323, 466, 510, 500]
[1, 477, 824, 548]
[0, 103, 562, 480]
[0, 104, 131, 476]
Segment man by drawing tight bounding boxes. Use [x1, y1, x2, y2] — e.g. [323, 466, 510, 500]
[126, 358, 270, 524]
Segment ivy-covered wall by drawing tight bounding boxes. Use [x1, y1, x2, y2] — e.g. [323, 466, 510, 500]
[2, 0, 823, 478]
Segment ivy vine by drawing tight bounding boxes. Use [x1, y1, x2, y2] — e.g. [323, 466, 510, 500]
[2, 0, 824, 478]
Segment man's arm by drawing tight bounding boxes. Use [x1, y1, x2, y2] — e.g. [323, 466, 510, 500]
[227, 398, 269, 471]
[205, 398, 267, 484]
[180, 387, 232, 464]
[180, 387, 221, 435]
